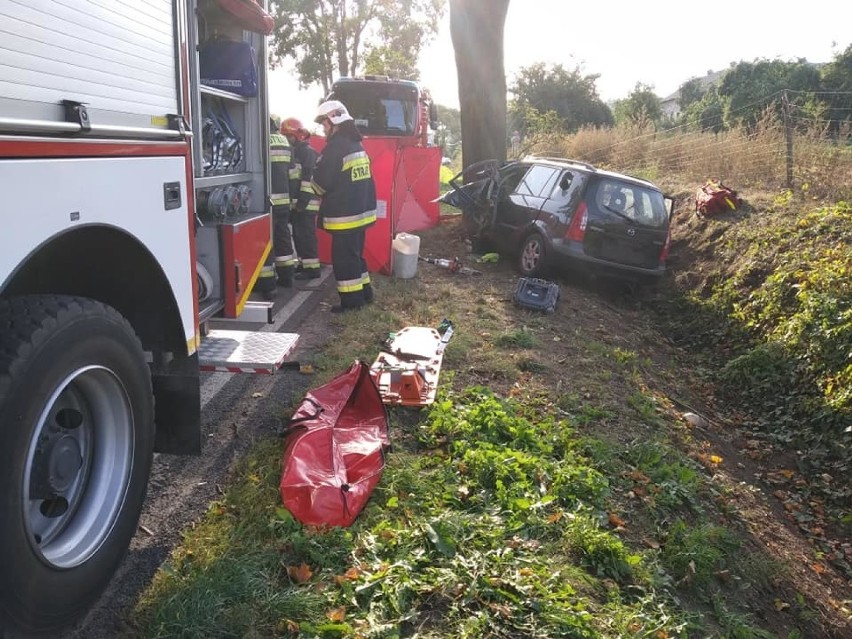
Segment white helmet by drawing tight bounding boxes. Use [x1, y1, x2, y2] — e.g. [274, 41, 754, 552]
[314, 100, 352, 125]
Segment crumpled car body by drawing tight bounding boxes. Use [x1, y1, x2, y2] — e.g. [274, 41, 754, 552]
[440, 156, 673, 280]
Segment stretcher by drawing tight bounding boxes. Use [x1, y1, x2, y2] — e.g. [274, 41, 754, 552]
[370, 321, 453, 407]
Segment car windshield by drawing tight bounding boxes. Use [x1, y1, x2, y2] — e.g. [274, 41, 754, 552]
[594, 179, 668, 228]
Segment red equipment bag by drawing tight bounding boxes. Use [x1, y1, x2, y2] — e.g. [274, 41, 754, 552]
[695, 180, 741, 217]
[279, 361, 389, 527]
[214, 0, 275, 35]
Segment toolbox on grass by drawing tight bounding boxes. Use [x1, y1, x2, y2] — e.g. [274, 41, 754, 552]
[513, 278, 560, 313]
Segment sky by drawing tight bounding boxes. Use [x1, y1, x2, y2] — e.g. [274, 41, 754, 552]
[269, 0, 851, 126]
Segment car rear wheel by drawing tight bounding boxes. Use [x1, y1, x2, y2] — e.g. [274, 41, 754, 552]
[0, 295, 154, 634]
[518, 232, 549, 277]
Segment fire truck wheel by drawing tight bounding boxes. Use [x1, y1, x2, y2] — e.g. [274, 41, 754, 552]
[0, 295, 154, 634]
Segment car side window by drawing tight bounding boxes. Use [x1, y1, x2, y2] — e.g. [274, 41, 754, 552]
[548, 170, 585, 210]
[516, 166, 559, 197]
[497, 165, 529, 195]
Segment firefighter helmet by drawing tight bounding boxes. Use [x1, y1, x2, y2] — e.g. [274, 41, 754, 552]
[280, 117, 310, 141]
[314, 100, 352, 125]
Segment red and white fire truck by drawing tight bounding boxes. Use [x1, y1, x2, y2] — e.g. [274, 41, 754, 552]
[0, 0, 297, 633]
[313, 76, 443, 273]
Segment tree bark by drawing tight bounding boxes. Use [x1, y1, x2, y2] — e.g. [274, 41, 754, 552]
[449, 0, 510, 171]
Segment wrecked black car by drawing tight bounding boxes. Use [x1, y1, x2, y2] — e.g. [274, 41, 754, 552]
[441, 157, 674, 280]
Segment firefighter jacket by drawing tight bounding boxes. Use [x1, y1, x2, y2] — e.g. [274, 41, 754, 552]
[311, 132, 376, 232]
[288, 140, 320, 213]
[270, 132, 291, 208]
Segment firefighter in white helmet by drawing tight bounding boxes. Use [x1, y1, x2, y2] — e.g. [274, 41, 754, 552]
[311, 100, 377, 312]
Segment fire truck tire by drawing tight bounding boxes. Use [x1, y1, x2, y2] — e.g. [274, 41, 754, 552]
[0, 295, 154, 635]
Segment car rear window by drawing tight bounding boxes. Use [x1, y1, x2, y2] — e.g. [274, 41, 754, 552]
[593, 179, 669, 228]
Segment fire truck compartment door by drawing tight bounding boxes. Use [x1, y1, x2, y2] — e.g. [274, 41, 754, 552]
[0, 0, 179, 132]
[220, 213, 271, 318]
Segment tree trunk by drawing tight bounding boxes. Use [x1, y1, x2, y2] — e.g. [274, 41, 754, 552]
[449, 0, 510, 172]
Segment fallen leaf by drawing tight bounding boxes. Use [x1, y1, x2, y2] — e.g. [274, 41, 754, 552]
[709, 455, 723, 464]
[287, 563, 313, 584]
[608, 513, 627, 527]
[812, 563, 826, 574]
[642, 538, 660, 549]
[251, 392, 263, 398]
[547, 511, 563, 524]
[344, 566, 362, 580]
[326, 607, 346, 622]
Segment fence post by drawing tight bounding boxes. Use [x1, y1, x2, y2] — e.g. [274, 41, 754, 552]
[782, 90, 794, 189]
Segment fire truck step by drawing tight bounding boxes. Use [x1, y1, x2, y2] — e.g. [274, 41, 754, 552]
[198, 329, 299, 374]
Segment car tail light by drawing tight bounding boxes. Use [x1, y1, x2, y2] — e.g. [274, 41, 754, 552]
[565, 202, 588, 241]
[659, 227, 672, 263]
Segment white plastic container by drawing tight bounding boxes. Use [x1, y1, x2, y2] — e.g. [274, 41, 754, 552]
[391, 232, 421, 279]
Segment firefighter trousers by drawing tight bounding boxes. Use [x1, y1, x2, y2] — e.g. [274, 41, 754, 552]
[272, 204, 296, 285]
[292, 210, 320, 271]
[331, 228, 372, 308]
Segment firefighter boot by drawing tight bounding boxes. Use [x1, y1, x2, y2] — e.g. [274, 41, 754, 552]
[255, 265, 278, 300]
[276, 264, 295, 288]
[363, 283, 375, 304]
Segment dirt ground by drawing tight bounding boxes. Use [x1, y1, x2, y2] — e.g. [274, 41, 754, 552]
[407, 214, 851, 637]
[69, 212, 850, 638]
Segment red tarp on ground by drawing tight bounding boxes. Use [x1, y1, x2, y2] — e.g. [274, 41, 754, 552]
[310, 136, 441, 274]
[279, 361, 389, 527]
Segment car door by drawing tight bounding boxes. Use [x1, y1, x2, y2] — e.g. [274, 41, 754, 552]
[493, 165, 559, 242]
[583, 178, 670, 269]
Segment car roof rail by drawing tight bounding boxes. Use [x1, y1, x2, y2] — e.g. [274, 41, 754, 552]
[523, 155, 597, 172]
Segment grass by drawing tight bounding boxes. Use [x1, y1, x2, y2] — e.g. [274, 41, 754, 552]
[126, 121, 851, 638]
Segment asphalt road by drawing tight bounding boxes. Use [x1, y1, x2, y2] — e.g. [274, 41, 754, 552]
[63, 272, 335, 639]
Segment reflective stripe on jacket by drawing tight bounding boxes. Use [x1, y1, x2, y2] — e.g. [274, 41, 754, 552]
[311, 132, 376, 233]
[289, 140, 321, 213]
[270, 133, 291, 207]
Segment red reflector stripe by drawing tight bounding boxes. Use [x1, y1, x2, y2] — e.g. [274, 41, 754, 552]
[659, 227, 672, 262]
[565, 201, 588, 241]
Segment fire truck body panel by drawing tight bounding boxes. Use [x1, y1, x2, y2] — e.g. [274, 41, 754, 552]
[0, 0, 179, 130]
[0, 0, 296, 633]
[0, 155, 196, 354]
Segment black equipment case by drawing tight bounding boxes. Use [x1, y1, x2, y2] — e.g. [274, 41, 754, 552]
[513, 278, 560, 313]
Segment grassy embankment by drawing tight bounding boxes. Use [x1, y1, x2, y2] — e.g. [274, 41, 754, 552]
[128, 121, 851, 638]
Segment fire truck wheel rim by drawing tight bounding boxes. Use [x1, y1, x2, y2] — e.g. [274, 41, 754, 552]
[24, 365, 134, 569]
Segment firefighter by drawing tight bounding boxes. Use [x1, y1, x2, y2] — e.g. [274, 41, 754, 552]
[311, 100, 377, 313]
[255, 117, 294, 298]
[280, 117, 321, 280]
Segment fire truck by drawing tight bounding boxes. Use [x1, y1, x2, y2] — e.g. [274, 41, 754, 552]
[0, 0, 297, 633]
[313, 76, 443, 273]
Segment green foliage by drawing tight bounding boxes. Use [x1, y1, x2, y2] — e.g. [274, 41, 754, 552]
[494, 328, 540, 349]
[508, 62, 613, 136]
[269, 0, 445, 93]
[714, 202, 852, 417]
[562, 514, 641, 583]
[661, 521, 739, 591]
[612, 83, 663, 128]
[719, 58, 821, 130]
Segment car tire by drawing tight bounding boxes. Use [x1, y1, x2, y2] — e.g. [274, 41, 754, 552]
[0, 295, 154, 635]
[518, 232, 549, 277]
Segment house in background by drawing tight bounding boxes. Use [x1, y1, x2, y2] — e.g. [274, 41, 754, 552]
[661, 69, 727, 119]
